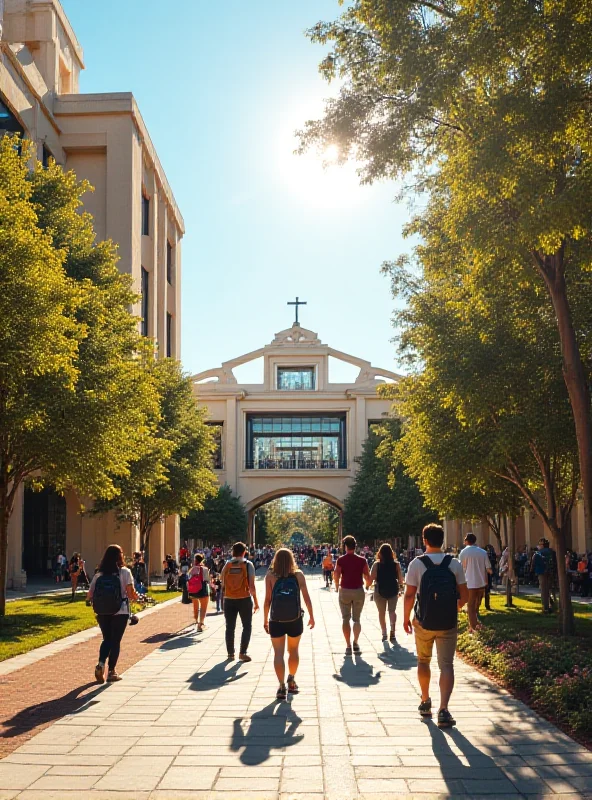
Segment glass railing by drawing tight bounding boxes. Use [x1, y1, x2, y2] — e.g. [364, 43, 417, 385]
[245, 458, 347, 470]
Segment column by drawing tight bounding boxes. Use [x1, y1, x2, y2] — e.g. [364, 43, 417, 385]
[149, 519, 165, 577]
[6, 483, 26, 590]
[165, 514, 179, 560]
[226, 396, 238, 491]
[355, 396, 366, 470]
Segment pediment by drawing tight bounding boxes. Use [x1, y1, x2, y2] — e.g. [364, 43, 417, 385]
[271, 324, 322, 346]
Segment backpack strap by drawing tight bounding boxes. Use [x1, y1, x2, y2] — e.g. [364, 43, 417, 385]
[419, 555, 434, 569]
[441, 555, 453, 569]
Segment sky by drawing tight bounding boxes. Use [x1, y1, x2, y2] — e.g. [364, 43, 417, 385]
[60, 0, 412, 382]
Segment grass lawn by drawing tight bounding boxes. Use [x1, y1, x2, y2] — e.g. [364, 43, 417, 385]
[457, 593, 592, 741]
[0, 586, 180, 662]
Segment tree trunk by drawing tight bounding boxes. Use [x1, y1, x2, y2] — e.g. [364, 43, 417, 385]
[505, 516, 515, 607]
[487, 516, 503, 552]
[0, 476, 16, 618]
[542, 263, 592, 552]
[549, 525, 575, 636]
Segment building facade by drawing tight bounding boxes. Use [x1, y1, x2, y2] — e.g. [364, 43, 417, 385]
[1, 0, 184, 587]
[192, 323, 401, 544]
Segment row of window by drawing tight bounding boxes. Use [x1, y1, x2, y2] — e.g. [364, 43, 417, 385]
[141, 267, 174, 356]
[141, 193, 175, 286]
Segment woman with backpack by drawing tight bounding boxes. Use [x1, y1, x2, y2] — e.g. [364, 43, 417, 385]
[188, 553, 210, 631]
[263, 548, 315, 701]
[86, 544, 138, 684]
[369, 543, 404, 643]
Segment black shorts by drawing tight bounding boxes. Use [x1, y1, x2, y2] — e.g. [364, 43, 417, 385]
[268, 616, 304, 639]
[189, 586, 209, 599]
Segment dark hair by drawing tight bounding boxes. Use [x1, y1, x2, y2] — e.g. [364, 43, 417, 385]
[194, 553, 204, 564]
[539, 538, 550, 548]
[378, 543, 395, 563]
[232, 541, 247, 558]
[465, 533, 477, 545]
[342, 535, 356, 551]
[98, 544, 124, 575]
[422, 523, 445, 548]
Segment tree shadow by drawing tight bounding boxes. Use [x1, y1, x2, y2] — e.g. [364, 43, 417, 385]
[186, 660, 246, 691]
[1, 682, 103, 739]
[333, 655, 382, 687]
[230, 701, 303, 765]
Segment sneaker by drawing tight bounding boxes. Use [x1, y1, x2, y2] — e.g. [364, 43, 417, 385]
[389, 630, 396, 643]
[107, 671, 122, 682]
[287, 675, 299, 694]
[345, 646, 353, 656]
[437, 708, 456, 728]
[276, 684, 287, 701]
[418, 698, 432, 717]
[381, 632, 388, 642]
[352, 642, 361, 654]
[239, 653, 252, 662]
[94, 663, 105, 684]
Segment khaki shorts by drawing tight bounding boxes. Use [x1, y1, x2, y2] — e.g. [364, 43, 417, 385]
[374, 592, 398, 615]
[413, 620, 457, 669]
[339, 588, 366, 623]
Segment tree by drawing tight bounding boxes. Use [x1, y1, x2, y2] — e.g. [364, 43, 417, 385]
[92, 359, 217, 573]
[0, 139, 154, 616]
[299, 0, 592, 550]
[300, 497, 340, 544]
[343, 418, 437, 544]
[181, 485, 247, 543]
[385, 251, 579, 634]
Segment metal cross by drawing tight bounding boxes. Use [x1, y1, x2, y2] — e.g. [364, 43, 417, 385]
[287, 296, 307, 325]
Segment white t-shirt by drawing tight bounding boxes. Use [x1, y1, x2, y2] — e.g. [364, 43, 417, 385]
[459, 545, 492, 589]
[405, 552, 466, 592]
[89, 566, 133, 615]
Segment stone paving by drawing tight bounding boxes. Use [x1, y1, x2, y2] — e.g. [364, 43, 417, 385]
[0, 574, 591, 799]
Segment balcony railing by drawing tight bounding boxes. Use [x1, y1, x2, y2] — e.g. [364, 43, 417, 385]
[245, 458, 347, 471]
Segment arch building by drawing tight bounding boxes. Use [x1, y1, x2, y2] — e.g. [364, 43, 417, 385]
[191, 323, 401, 544]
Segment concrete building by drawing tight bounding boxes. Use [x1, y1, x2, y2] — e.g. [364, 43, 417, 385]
[1, 0, 184, 587]
[191, 321, 401, 544]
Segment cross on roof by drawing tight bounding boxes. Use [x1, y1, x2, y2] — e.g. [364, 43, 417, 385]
[287, 296, 307, 325]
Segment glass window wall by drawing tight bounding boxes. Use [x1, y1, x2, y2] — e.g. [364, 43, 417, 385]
[277, 367, 315, 391]
[246, 414, 346, 469]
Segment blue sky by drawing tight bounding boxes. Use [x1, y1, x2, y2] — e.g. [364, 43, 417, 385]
[61, 0, 411, 381]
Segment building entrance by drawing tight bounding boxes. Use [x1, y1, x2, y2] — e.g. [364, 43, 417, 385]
[23, 487, 66, 577]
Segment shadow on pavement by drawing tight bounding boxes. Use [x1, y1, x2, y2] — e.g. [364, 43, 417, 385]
[1, 682, 103, 739]
[230, 701, 303, 765]
[187, 660, 246, 691]
[378, 640, 418, 669]
[333, 655, 382, 686]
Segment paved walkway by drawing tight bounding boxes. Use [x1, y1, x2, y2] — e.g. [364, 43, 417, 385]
[0, 575, 591, 799]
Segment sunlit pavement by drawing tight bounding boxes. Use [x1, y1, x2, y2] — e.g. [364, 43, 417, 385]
[1, 574, 590, 799]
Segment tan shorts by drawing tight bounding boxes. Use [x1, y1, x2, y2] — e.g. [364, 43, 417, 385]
[374, 593, 398, 615]
[413, 620, 457, 669]
[339, 588, 366, 623]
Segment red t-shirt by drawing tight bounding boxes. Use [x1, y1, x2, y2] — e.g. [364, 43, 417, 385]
[337, 552, 367, 589]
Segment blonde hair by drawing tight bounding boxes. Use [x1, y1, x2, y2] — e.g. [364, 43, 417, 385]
[270, 548, 298, 578]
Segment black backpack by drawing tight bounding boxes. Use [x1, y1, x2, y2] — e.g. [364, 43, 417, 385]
[377, 561, 399, 599]
[414, 555, 458, 631]
[92, 572, 124, 615]
[270, 575, 302, 623]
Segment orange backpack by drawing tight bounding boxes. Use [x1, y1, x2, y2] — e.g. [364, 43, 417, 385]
[223, 561, 250, 599]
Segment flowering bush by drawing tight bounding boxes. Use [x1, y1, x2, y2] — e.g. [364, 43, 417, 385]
[457, 608, 592, 738]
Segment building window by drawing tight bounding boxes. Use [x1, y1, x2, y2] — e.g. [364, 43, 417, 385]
[277, 366, 315, 391]
[141, 267, 149, 336]
[142, 192, 150, 236]
[42, 144, 53, 169]
[166, 240, 173, 284]
[0, 98, 24, 137]
[206, 423, 223, 469]
[166, 312, 173, 358]
[245, 414, 347, 470]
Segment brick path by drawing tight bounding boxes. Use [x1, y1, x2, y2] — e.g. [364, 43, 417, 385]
[1, 574, 591, 798]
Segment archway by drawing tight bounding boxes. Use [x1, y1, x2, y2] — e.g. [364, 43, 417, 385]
[246, 489, 343, 548]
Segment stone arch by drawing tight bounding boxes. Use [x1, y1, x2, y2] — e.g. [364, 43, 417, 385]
[246, 488, 344, 547]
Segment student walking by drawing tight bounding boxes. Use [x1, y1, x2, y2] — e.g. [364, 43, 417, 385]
[221, 542, 259, 661]
[458, 533, 492, 632]
[264, 548, 315, 700]
[87, 544, 138, 684]
[68, 553, 82, 601]
[531, 538, 556, 613]
[188, 554, 210, 632]
[322, 550, 334, 589]
[403, 524, 468, 728]
[333, 536, 371, 656]
[369, 543, 404, 643]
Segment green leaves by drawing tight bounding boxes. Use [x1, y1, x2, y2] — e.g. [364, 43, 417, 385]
[181, 485, 247, 544]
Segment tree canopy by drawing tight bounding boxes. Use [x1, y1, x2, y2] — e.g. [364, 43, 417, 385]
[181, 485, 247, 544]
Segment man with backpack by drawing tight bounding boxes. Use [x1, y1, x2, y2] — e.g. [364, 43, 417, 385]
[403, 524, 469, 728]
[220, 541, 259, 661]
[530, 538, 556, 613]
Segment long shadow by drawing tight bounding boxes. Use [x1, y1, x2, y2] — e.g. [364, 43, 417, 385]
[425, 720, 514, 794]
[378, 641, 418, 670]
[333, 655, 382, 687]
[187, 660, 245, 691]
[1, 682, 103, 738]
[230, 701, 303, 765]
